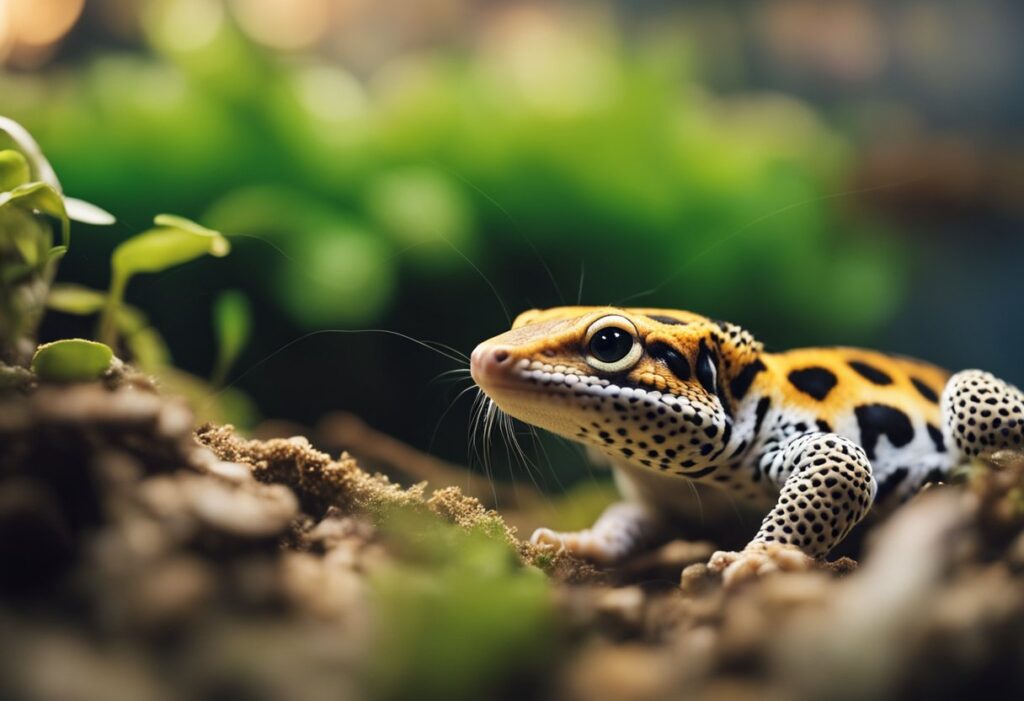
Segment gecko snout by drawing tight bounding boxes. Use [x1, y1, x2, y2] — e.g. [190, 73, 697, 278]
[470, 343, 513, 386]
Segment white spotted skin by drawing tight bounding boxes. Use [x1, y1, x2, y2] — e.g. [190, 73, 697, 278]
[471, 307, 1024, 565]
[942, 370, 1024, 458]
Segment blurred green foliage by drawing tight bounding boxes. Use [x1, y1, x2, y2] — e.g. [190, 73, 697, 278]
[370, 511, 555, 701]
[0, 4, 915, 467]
[0, 114, 248, 418]
[211, 288, 252, 386]
[0, 120, 72, 366]
[1, 8, 903, 339]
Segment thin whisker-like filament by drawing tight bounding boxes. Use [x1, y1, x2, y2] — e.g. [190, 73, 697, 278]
[615, 176, 927, 306]
[526, 426, 570, 495]
[576, 261, 585, 305]
[517, 424, 557, 508]
[439, 164, 564, 306]
[440, 236, 513, 327]
[504, 413, 545, 496]
[466, 390, 500, 508]
[467, 391, 485, 471]
[428, 382, 480, 455]
[207, 328, 468, 408]
[427, 367, 474, 388]
[683, 477, 705, 531]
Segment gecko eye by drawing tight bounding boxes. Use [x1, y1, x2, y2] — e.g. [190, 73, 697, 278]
[584, 315, 643, 373]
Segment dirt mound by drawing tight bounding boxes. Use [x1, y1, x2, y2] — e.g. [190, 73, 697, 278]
[2, 381, 1023, 701]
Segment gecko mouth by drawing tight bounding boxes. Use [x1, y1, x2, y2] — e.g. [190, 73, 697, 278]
[476, 358, 703, 422]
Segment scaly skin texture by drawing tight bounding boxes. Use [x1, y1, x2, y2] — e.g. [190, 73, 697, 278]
[470, 307, 1024, 585]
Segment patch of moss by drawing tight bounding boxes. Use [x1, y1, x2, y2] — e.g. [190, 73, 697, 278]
[369, 516, 556, 701]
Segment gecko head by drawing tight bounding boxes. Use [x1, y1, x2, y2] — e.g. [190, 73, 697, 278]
[471, 306, 763, 475]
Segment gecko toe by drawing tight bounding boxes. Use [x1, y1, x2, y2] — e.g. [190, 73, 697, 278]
[706, 543, 814, 588]
[530, 527, 567, 553]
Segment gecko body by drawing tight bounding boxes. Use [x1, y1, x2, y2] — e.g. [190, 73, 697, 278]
[470, 307, 1024, 581]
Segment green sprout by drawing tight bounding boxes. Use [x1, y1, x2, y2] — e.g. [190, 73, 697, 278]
[40, 215, 232, 385]
[98, 214, 230, 347]
[31, 339, 113, 382]
[211, 288, 251, 387]
[48, 283, 173, 371]
[0, 116, 113, 366]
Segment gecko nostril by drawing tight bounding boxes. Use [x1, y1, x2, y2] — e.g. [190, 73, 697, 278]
[493, 349, 510, 364]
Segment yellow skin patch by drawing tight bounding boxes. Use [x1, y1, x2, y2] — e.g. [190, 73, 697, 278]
[760, 348, 949, 429]
[471, 306, 1023, 582]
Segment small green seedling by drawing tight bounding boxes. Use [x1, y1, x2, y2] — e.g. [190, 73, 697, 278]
[0, 116, 113, 366]
[48, 283, 173, 371]
[99, 214, 230, 347]
[31, 338, 114, 382]
[211, 288, 252, 387]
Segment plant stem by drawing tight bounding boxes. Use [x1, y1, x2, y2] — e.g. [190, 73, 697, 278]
[98, 273, 126, 349]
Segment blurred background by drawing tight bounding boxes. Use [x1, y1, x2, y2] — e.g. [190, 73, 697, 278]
[3, 0, 1023, 487]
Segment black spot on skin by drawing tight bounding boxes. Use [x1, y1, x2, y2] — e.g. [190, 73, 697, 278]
[854, 404, 915, 459]
[926, 423, 946, 452]
[717, 376, 734, 419]
[729, 359, 766, 400]
[710, 422, 733, 461]
[816, 419, 832, 432]
[696, 341, 718, 395]
[753, 397, 771, 436]
[647, 314, 688, 326]
[680, 464, 718, 479]
[788, 367, 838, 401]
[875, 467, 909, 503]
[848, 360, 892, 385]
[647, 341, 691, 381]
[911, 377, 940, 403]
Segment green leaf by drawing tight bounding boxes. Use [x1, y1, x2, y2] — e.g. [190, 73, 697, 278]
[64, 197, 116, 226]
[0, 116, 61, 191]
[0, 181, 70, 248]
[10, 222, 40, 265]
[124, 325, 171, 370]
[100, 215, 230, 347]
[0, 150, 30, 191]
[31, 339, 114, 382]
[111, 216, 230, 278]
[48, 283, 108, 315]
[153, 213, 221, 237]
[46, 285, 172, 370]
[211, 289, 251, 386]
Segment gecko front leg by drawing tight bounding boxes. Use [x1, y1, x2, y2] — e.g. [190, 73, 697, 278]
[530, 501, 664, 565]
[709, 432, 876, 585]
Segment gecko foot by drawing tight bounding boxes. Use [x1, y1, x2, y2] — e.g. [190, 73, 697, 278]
[707, 542, 815, 588]
[528, 526, 636, 564]
[529, 527, 568, 554]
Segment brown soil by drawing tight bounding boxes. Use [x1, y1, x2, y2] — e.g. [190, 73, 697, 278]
[2, 380, 1023, 701]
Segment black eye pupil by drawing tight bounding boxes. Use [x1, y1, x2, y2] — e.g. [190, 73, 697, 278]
[589, 328, 634, 363]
